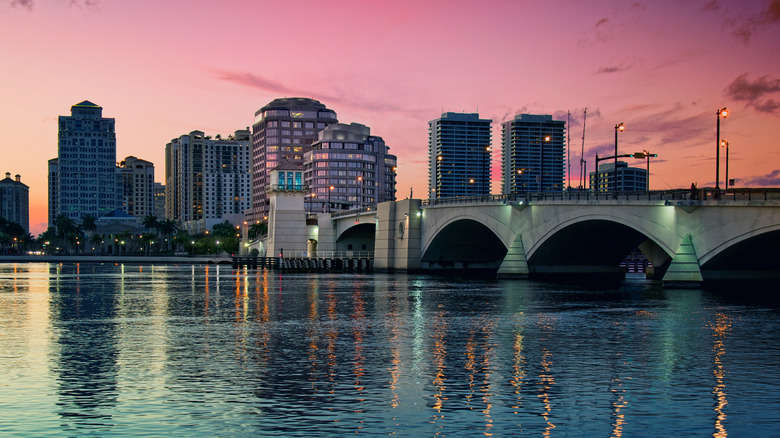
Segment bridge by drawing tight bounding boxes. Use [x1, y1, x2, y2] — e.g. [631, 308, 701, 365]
[309, 189, 780, 285]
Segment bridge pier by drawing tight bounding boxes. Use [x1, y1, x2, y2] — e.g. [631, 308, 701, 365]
[662, 234, 703, 286]
[497, 233, 529, 278]
[374, 199, 422, 272]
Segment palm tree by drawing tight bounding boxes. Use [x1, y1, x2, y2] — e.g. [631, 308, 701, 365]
[157, 219, 178, 252]
[89, 233, 104, 255]
[54, 214, 77, 253]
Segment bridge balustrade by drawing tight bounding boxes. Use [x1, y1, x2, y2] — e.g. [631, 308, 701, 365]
[420, 188, 780, 206]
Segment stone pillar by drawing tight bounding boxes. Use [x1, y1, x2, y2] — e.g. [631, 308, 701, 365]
[497, 233, 529, 278]
[662, 234, 703, 286]
[374, 199, 421, 272]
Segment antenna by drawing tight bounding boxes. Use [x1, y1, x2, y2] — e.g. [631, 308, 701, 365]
[567, 110, 571, 190]
[579, 108, 588, 189]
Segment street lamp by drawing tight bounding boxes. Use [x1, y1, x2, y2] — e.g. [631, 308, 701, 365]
[721, 139, 731, 189]
[615, 123, 625, 191]
[716, 108, 728, 192]
[328, 185, 334, 213]
[539, 135, 551, 192]
[357, 176, 363, 210]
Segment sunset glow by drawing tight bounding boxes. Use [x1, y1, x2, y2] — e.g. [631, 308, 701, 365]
[2, 0, 780, 235]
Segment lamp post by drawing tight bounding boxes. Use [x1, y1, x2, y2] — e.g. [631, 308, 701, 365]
[328, 185, 334, 213]
[539, 134, 551, 192]
[721, 139, 730, 189]
[357, 175, 363, 210]
[716, 108, 728, 192]
[614, 123, 625, 191]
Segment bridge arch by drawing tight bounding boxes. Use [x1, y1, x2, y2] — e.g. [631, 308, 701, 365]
[335, 222, 376, 252]
[421, 218, 508, 270]
[525, 213, 677, 277]
[699, 226, 780, 280]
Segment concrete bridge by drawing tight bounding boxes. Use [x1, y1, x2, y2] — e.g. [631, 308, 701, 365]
[311, 189, 780, 285]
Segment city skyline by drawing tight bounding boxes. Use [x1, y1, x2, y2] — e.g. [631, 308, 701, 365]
[2, 0, 780, 235]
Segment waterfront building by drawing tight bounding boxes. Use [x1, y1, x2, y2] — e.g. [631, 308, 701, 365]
[0, 172, 29, 233]
[501, 114, 566, 194]
[49, 100, 121, 225]
[589, 161, 648, 192]
[250, 98, 338, 221]
[153, 182, 165, 219]
[47, 159, 58, 227]
[165, 129, 251, 233]
[428, 112, 492, 199]
[118, 156, 155, 219]
[304, 123, 397, 213]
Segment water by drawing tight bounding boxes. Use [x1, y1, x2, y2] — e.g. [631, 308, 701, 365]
[1, 263, 779, 437]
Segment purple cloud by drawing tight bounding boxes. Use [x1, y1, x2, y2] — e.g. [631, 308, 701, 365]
[725, 73, 780, 114]
[738, 169, 780, 186]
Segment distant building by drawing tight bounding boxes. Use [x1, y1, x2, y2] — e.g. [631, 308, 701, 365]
[153, 182, 165, 219]
[304, 123, 397, 212]
[49, 100, 121, 225]
[589, 161, 648, 192]
[250, 98, 338, 221]
[428, 112, 492, 199]
[165, 130, 251, 233]
[48, 158, 58, 227]
[0, 172, 29, 233]
[118, 156, 155, 219]
[501, 114, 566, 194]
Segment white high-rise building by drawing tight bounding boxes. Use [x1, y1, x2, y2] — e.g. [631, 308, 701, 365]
[118, 156, 155, 218]
[49, 101, 121, 225]
[165, 130, 251, 232]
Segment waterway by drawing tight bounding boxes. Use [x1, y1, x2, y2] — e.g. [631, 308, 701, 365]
[1, 263, 778, 436]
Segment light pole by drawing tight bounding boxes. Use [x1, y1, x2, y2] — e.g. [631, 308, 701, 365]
[328, 185, 334, 213]
[721, 139, 730, 189]
[614, 123, 625, 191]
[356, 175, 363, 210]
[716, 108, 728, 192]
[539, 134, 551, 192]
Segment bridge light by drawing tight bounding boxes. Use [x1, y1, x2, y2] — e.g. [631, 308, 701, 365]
[718, 107, 728, 118]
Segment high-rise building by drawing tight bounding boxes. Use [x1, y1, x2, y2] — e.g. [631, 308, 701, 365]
[153, 182, 165, 219]
[428, 112, 492, 199]
[589, 161, 648, 192]
[49, 101, 121, 225]
[47, 158, 58, 227]
[501, 114, 566, 194]
[0, 172, 29, 233]
[250, 98, 338, 221]
[165, 130, 251, 233]
[118, 156, 155, 219]
[304, 123, 397, 212]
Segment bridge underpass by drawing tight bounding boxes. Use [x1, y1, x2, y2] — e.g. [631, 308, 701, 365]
[421, 219, 508, 272]
[526, 219, 669, 281]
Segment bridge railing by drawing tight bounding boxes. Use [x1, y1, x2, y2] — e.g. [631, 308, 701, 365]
[420, 188, 780, 206]
[274, 251, 374, 259]
[329, 206, 377, 219]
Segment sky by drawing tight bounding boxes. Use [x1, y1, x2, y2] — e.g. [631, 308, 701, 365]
[2, 0, 780, 236]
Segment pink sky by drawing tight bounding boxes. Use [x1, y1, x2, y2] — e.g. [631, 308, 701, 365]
[2, 0, 780, 236]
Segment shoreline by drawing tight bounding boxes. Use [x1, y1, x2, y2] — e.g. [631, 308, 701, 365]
[0, 255, 233, 265]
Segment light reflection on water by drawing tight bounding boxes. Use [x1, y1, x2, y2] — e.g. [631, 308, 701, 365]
[1, 263, 779, 436]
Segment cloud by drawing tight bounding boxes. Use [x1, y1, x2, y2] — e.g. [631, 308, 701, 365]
[724, 73, 780, 114]
[596, 63, 633, 74]
[700, 0, 720, 12]
[739, 169, 780, 186]
[720, 0, 780, 44]
[578, 3, 646, 48]
[9, 0, 33, 9]
[214, 69, 413, 116]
